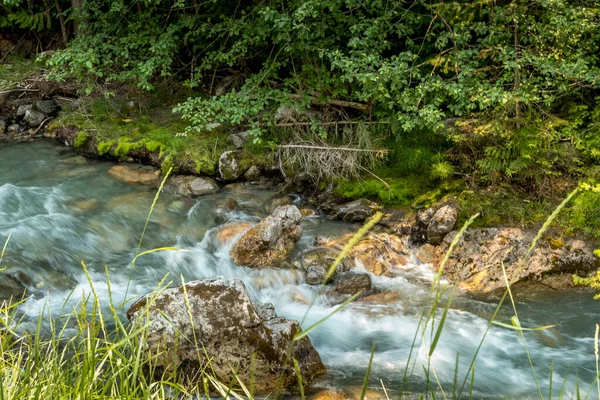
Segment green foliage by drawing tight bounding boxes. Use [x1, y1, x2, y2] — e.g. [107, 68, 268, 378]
[431, 161, 455, 181]
[7, 0, 600, 195]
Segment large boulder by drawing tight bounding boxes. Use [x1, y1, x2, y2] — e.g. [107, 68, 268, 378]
[332, 199, 380, 222]
[168, 175, 219, 197]
[231, 205, 303, 268]
[436, 228, 597, 293]
[427, 204, 458, 245]
[108, 164, 158, 186]
[219, 151, 244, 181]
[127, 278, 325, 393]
[325, 232, 409, 276]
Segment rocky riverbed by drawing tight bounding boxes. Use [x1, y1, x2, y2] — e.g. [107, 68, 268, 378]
[1, 140, 600, 398]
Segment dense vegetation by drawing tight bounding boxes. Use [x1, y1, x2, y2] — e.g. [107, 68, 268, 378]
[3, 0, 600, 233]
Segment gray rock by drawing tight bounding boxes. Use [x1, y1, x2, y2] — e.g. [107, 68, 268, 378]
[416, 207, 436, 228]
[23, 110, 47, 127]
[0, 273, 27, 305]
[219, 150, 244, 181]
[231, 205, 303, 268]
[228, 133, 244, 149]
[34, 99, 58, 116]
[330, 272, 371, 296]
[427, 204, 458, 245]
[305, 264, 327, 285]
[190, 177, 218, 196]
[300, 248, 353, 284]
[332, 198, 380, 222]
[168, 176, 219, 197]
[244, 165, 262, 181]
[267, 195, 293, 214]
[0, 119, 5, 135]
[16, 104, 32, 117]
[127, 278, 325, 393]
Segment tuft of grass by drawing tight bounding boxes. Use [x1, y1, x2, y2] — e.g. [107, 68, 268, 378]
[0, 56, 42, 90]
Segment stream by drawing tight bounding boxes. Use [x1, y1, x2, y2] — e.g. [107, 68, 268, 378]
[1, 140, 599, 399]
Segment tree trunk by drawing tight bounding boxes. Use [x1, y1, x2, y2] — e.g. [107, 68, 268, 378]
[55, 0, 68, 44]
[71, 0, 82, 37]
[41, 0, 52, 29]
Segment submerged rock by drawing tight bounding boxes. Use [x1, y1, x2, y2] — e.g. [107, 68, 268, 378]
[231, 205, 303, 268]
[325, 232, 409, 276]
[436, 228, 597, 293]
[332, 198, 380, 222]
[127, 278, 325, 393]
[168, 175, 219, 197]
[108, 164, 158, 186]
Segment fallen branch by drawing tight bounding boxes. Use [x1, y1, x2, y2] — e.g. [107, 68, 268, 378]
[32, 117, 52, 136]
[277, 144, 388, 154]
[274, 121, 388, 127]
[292, 94, 371, 111]
[0, 88, 40, 95]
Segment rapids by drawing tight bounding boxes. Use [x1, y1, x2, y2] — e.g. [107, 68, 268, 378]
[1, 140, 599, 398]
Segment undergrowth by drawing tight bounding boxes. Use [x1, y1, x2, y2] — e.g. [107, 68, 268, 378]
[49, 96, 265, 175]
[0, 56, 42, 90]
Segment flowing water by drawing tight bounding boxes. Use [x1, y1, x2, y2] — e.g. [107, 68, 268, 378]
[1, 140, 599, 399]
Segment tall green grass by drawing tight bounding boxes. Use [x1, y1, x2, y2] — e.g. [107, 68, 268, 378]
[0, 180, 596, 399]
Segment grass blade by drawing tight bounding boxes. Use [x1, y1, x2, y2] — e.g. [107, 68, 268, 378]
[361, 343, 376, 400]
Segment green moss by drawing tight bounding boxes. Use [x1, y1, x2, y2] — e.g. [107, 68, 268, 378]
[74, 131, 90, 149]
[98, 140, 116, 155]
[161, 155, 175, 175]
[145, 140, 162, 153]
[334, 176, 436, 206]
[114, 138, 144, 157]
